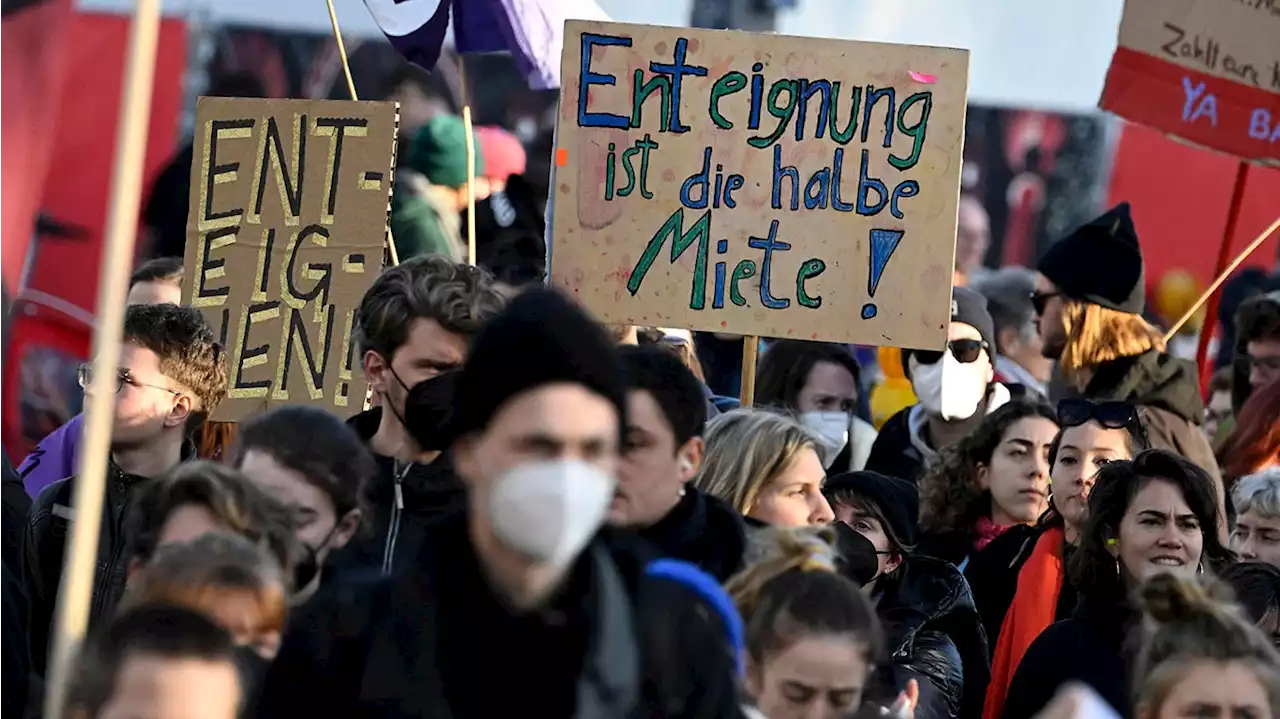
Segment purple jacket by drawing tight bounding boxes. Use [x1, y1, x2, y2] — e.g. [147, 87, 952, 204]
[19, 413, 82, 498]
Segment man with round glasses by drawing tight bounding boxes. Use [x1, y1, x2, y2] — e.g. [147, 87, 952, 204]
[866, 287, 1029, 483]
[20, 303, 227, 677]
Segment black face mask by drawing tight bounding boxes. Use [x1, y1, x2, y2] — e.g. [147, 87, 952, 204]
[291, 524, 340, 597]
[233, 644, 272, 697]
[404, 372, 459, 452]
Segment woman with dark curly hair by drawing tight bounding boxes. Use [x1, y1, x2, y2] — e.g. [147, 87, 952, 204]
[1001, 449, 1237, 719]
[916, 400, 1059, 649]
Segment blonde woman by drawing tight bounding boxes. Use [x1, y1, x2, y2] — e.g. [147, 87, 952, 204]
[695, 409, 835, 527]
[1033, 202, 1225, 533]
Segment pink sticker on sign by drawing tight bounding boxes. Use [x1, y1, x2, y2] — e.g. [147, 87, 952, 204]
[909, 71, 937, 84]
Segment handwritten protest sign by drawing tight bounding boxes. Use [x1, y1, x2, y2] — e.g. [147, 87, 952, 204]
[1101, 0, 1280, 164]
[183, 97, 398, 421]
[550, 21, 968, 348]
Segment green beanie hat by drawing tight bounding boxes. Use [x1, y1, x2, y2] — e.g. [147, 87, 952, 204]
[404, 114, 485, 188]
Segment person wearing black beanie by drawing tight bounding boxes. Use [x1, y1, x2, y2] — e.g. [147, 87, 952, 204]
[825, 471, 990, 719]
[255, 288, 745, 718]
[1032, 203, 1225, 533]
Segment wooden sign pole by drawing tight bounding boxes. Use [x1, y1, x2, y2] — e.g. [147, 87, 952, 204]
[44, 0, 161, 714]
[740, 336, 759, 407]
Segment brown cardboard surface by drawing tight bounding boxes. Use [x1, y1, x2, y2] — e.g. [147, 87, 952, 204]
[551, 20, 968, 349]
[1116, 0, 1278, 91]
[183, 97, 398, 421]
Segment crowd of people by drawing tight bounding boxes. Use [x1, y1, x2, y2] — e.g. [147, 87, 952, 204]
[2, 70, 1279, 719]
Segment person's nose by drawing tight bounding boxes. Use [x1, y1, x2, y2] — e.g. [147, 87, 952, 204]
[1236, 536, 1258, 561]
[1157, 522, 1185, 548]
[1079, 469, 1097, 493]
[811, 493, 836, 524]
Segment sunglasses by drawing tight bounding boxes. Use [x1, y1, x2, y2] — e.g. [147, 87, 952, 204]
[913, 339, 988, 365]
[1030, 290, 1062, 315]
[1057, 398, 1139, 429]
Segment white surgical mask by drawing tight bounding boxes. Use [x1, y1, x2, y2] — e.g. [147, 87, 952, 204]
[911, 353, 989, 421]
[488, 459, 615, 566]
[801, 411, 850, 467]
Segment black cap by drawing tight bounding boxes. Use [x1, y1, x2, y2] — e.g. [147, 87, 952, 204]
[451, 288, 627, 442]
[951, 286, 996, 355]
[825, 471, 919, 547]
[1037, 202, 1145, 314]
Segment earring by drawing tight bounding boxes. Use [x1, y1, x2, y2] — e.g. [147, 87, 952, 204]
[1197, 561, 1204, 575]
[678, 486, 687, 498]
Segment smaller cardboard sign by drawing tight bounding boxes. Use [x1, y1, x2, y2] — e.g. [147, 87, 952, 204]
[183, 97, 398, 421]
[1101, 0, 1280, 165]
[551, 21, 969, 349]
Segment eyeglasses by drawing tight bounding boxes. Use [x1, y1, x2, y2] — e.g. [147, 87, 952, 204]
[913, 339, 989, 365]
[1030, 290, 1062, 315]
[77, 363, 180, 397]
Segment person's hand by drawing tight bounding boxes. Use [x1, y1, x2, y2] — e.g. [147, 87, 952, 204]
[1034, 683, 1121, 719]
[881, 679, 919, 719]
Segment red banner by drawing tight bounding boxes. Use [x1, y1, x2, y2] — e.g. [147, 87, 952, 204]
[1101, 47, 1280, 164]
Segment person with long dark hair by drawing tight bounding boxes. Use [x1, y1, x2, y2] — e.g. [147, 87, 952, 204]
[916, 400, 1059, 646]
[1001, 449, 1235, 719]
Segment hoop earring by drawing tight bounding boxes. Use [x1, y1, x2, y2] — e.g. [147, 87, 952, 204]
[1115, 556, 1120, 579]
[1197, 561, 1204, 575]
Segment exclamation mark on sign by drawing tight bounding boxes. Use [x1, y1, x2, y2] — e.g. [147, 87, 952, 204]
[334, 308, 357, 408]
[862, 229, 905, 320]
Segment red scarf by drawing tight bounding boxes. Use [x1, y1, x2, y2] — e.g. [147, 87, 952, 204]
[983, 528, 1066, 719]
[973, 516, 1012, 551]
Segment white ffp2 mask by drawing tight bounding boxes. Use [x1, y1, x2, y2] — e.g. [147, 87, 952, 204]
[911, 353, 989, 421]
[488, 459, 615, 566]
[801, 411, 851, 467]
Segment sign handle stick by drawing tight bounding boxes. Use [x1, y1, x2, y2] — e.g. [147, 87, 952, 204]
[43, 0, 161, 714]
[324, 0, 401, 267]
[1164, 207, 1277, 342]
[740, 336, 759, 407]
[460, 61, 478, 266]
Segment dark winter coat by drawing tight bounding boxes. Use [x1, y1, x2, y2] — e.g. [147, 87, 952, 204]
[1000, 595, 1136, 719]
[867, 555, 991, 719]
[254, 510, 746, 719]
[915, 525, 1038, 654]
[338, 408, 467, 575]
[635, 487, 747, 582]
[1078, 350, 1220, 488]
[21, 445, 193, 676]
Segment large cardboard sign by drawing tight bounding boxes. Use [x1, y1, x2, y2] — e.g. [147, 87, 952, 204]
[183, 97, 398, 421]
[551, 21, 968, 348]
[1101, 0, 1279, 164]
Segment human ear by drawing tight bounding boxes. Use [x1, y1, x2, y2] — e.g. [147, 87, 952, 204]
[362, 350, 390, 394]
[676, 437, 704, 481]
[167, 394, 194, 428]
[975, 463, 990, 490]
[331, 509, 362, 550]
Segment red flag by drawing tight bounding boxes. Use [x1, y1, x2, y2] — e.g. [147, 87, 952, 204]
[1, 0, 75, 291]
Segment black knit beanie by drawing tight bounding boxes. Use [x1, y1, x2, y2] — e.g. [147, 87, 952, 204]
[450, 288, 627, 442]
[825, 471, 919, 547]
[1037, 202, 1146, 314]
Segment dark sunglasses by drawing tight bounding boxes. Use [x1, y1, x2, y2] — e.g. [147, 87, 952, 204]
[1030, 290, 1062, 315]
[1057, 398, 1139, 429]
[913, 339, 988, 365]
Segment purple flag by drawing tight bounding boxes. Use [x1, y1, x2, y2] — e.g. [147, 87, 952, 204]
[364, 0, 608, 91]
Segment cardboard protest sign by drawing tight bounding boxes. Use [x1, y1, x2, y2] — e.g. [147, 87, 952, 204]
[183, 97, 398, 421]
[550, 21, 968, 349]
[1100, 0, 1279, 164]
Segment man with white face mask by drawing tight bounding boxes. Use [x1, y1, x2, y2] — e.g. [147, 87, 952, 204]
[255, 289, 744, 718]
[866, 288, 1025, 483]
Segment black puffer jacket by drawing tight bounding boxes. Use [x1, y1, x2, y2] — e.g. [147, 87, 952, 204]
[867, 556, 991, 719]
[337, 408, 467, 575]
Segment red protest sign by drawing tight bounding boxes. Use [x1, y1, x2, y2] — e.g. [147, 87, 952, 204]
[1100, 0, 1279, 165]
